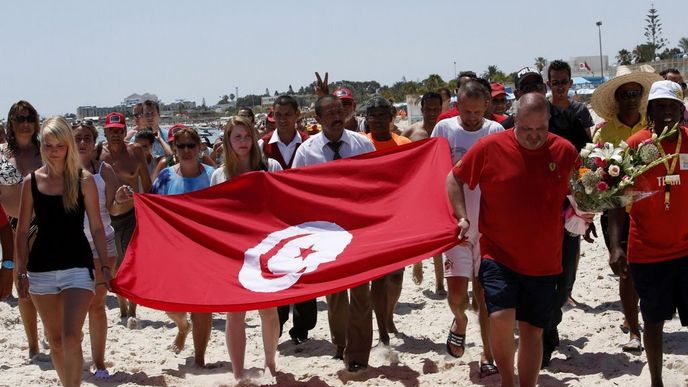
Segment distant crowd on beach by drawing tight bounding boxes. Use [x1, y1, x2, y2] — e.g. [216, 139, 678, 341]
[0, 64, 687, 387]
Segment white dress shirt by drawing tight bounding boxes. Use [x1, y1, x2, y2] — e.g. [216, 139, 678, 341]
[292, 129, 375, 167]
[257, 129, 304, 164]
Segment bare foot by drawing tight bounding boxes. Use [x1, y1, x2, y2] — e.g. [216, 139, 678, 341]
[170, 320, 192, 354]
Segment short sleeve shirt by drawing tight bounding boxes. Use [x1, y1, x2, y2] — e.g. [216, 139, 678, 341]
[151, 164, 215, 195]
[452, 130, 579, 276]
[292, 130, 375, 167]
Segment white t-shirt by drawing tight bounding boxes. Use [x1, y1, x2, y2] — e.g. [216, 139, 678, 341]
[209, 158, 282, 185]
[431, 117, 504, 238]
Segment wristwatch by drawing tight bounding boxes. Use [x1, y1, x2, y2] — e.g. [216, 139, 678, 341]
[1, 260, 14, 270]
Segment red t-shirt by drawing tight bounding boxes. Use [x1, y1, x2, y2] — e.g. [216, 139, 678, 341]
[453, 129, 578, 276]
[626, 126, 688, 264]
[436, 107, 507, 124]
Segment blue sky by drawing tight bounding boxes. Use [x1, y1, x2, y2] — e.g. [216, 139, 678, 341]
[2, 0, 686, 116]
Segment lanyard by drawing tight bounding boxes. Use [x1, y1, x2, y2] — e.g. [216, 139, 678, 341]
[657, 131, 682, 211]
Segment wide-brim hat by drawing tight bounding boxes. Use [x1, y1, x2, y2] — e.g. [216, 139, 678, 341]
[591, 64, 662, 120]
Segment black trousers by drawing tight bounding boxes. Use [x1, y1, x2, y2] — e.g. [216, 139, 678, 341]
[278, 298, 317, 340]
[543, 233, 580, 354]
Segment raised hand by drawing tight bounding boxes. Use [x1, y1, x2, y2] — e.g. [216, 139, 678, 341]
[315, 72, 329, 97]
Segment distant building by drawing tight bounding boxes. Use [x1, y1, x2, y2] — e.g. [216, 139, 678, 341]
[76, 105, 120, 119]
[569, 55, 609, 78]
[165, 99, 197, 111]
[122, 93, 159, 107]
[261, 96, 277, 107]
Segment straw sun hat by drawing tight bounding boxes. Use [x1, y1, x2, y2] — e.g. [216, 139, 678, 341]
[591, 64, 663, 120]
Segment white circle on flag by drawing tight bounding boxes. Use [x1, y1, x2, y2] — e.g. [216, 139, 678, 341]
[238, 221, 353, 293]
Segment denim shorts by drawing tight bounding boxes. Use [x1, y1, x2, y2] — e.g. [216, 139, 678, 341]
[28, 267, 95, 295]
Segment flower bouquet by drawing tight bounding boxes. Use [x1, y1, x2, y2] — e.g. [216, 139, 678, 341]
[565, 124, 679, 235]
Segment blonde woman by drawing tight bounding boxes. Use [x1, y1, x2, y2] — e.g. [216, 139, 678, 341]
[72, 120, 133, 378]
[15, 116, 112, 387]
[210, 116, 281, 380]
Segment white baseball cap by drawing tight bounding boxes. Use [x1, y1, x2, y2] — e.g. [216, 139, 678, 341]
[648, 80, 685, 103]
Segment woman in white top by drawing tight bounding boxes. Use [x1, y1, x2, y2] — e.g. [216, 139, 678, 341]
[72, 121, 133, 379]
[210, 116, 280, 380]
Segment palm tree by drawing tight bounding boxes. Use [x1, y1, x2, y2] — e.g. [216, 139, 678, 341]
[679, 37, 688, 53]
[534, 57, 547, 73]
[616, 49, 633, 65]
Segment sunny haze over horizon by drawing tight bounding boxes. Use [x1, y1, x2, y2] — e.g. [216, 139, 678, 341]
[2, 0, 686, 116]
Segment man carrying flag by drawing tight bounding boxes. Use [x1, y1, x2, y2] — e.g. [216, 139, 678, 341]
[293, 94, 376, 372]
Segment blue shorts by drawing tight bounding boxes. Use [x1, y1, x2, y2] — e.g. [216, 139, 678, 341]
[478, 259, 558, 328]
[28, 267, 95, 295]
[630, 256, 688, 326]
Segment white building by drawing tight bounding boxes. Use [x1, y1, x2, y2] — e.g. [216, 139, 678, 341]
[122, 93, 159, 107]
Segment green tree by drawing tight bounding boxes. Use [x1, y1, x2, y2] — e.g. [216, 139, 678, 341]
[679, 37, 688, 53]
[482, 65, 508, 83]
[421, 74, 446, 93]
[644, 4, 668, 59]
[229, 93, 235, 101]
[217, 95, 229, 105]
[534, 57, 547, 73]
[616, 49, 633, 65]
[633, 44, 655, 63]
[659, 47, 682, 60]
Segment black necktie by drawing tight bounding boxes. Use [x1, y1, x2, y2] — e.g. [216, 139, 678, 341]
[327, 141, 343, 160]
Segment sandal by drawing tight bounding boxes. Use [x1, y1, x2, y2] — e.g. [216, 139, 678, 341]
[479, 362, 499, 378]
[622, 337, 643, 352]
[446, 319, 465, 358]
[94, 369, 110, 379]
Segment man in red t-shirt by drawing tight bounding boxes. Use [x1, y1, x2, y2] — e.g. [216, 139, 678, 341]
[436, 78, 507, 124]
[448, 93, 581, 387]
[609, 80, 688, 387]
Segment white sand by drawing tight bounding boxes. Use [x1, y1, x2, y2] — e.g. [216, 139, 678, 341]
[1, 223, 687, 386]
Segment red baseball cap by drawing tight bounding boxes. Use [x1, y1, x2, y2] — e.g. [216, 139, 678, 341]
[167, 124, 187, 142]
[104, 112, 126, 129]
[490, 83, 507, 98]
[332, 87, 354, 100]
[266, 111, 275, 123]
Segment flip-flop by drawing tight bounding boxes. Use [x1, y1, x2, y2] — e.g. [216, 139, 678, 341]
[94, 369, 110, 379]
[622, 337, 643, 352]
[446, 319, 465, 358]
[479, 362, 499, 378]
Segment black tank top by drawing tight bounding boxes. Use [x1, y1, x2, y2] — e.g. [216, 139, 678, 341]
[27, 170, 94, 272]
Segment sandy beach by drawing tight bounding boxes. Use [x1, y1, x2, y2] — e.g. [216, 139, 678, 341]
[1, 216, 687, 387]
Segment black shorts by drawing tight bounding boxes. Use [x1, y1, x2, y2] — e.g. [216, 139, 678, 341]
[478, 258, 558, 328]
[629, 256, 688, 326]
[600, 210, 630, 251]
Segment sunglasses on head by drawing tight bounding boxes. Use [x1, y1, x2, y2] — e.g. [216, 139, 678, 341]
[15, 115, 36, 123]
[617, 90, 642, 100]
[71, 119, 94, 128]
[175, 143, 197, 150]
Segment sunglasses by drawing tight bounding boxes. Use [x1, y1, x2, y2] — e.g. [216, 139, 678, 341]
[133, 113, 143, 119]
[71, 119, 95, 128]
[617, 90, 642, 100]
[550, 79, 570, 87]
[176, 143, 197, 150]
[519, 82, 545, 93]
[15, 115, 36, 123]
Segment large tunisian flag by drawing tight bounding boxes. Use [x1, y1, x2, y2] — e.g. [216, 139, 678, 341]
[112, 138, 459, 312]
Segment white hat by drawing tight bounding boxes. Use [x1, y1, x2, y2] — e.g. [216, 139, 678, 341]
[648, 80, 685, 103]
[590, 65, 662, 120]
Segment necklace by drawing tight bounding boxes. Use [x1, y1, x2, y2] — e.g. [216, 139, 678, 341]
[656, 130, 682, 211]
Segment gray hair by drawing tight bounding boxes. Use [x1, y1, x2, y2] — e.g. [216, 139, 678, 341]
[457, 80, 490, 101]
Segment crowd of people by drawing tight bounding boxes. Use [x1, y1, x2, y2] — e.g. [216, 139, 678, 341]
[0, 64, 687, 387]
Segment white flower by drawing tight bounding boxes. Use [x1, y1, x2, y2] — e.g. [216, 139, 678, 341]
[590, 142, 624, 164]
[608, 165, 621, 177]
[618, 141, 629, 150]
[581, 148, 592, 158]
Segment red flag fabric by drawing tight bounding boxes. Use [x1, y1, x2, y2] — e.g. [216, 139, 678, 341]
[112, 138, 459, 312]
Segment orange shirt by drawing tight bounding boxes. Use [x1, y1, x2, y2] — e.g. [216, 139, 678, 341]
[626, 126, 688, 264]
[366, 133, 411, 151]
